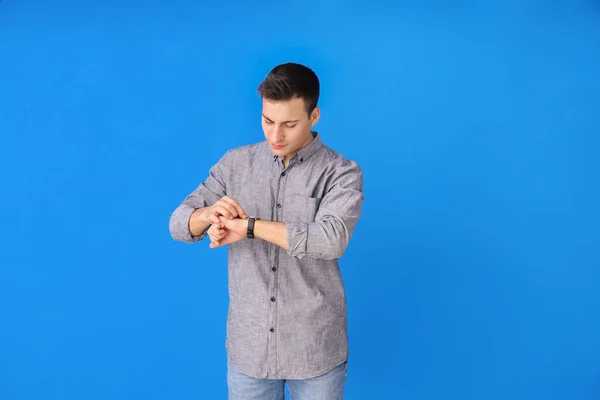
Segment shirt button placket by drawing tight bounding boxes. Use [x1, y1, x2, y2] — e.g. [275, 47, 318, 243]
[267, 166, 287, 377]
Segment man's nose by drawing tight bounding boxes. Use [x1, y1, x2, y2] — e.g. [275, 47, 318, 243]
[270, 126, 284, 142]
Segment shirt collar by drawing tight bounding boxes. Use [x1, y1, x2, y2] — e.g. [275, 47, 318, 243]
[272, 131, 323, 163]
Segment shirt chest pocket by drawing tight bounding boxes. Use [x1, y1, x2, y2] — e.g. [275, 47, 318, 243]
[283, 194, 322, 223]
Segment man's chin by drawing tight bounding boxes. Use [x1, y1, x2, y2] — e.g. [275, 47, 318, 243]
[270, 147, 288, 157]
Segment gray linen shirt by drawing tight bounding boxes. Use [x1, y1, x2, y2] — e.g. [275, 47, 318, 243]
[169, 132, 364, 379]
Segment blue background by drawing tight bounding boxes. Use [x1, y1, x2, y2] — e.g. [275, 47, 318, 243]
[1, 1, 599, 399]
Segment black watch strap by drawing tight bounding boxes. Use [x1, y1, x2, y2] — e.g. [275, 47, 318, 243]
[247, 217, 257, 239]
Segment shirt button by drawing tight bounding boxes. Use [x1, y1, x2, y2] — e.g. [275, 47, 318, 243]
[281, 172, 286, 177]
[271, 297, 276, 302]
[272, 266, 277, 272]
[270, 327, 275, 333]
[277, 203, 282, 209]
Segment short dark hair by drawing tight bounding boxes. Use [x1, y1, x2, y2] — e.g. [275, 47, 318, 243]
[258, 62, 320, 114]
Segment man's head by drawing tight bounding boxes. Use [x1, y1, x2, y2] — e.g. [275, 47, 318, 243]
[258, 62, 321, 161]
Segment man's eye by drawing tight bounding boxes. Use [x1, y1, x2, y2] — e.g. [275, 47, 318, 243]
[265, 120, 274, 124]
[286, 125, 297, 128]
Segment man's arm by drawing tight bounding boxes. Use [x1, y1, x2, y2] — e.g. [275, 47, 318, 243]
[208, 217, 288, 249]
[210, 160, 363, 260]
[285, 160, 364, 260]
[188, 208, 213, 238]
[254, 220, 289, 251]
[169, 150, 241, 243]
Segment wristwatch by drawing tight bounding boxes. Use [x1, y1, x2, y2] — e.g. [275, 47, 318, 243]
[247, 216, 260, 239]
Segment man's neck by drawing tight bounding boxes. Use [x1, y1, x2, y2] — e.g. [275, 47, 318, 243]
[282, 131, 315, 168]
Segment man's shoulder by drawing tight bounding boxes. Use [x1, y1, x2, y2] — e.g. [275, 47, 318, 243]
[218, 140, 268, 164]
[230, 140, 267, 154]
[318, 143, 362, 174]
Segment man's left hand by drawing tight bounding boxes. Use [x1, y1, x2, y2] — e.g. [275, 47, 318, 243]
[208, 216, 248, 249]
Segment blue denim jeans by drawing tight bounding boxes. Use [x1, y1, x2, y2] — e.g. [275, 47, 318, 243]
[227, 359, 348, 400]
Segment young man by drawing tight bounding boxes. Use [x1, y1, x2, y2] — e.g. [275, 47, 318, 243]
[169, 62, 364, 399]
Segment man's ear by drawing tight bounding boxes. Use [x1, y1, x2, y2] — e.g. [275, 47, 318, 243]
[310, 107, 321, 127]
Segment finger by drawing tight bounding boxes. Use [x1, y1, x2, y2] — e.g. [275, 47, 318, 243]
[208, 212, 222, 226]
[218, 215, 230, 227]
[216, 200, 240, 218]
[210, 241, 223, 249]
[222, 196, 247, 219]
[214, 204, 236, 220]
[208, 228, 218, 239]
[211, 213, 226, 229]
[209, 225, 226, 240]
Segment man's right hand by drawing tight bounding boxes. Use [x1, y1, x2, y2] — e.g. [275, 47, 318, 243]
[203, 196, 248, 226]
[189, 196, 248, 237]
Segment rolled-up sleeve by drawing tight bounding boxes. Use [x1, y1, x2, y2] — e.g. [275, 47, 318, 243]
[169, 151, 231, 243]
[286, 161, 364, 260]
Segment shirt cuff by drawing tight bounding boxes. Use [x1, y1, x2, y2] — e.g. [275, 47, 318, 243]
[169, 204, 210, 243]
[286, 221, 308, 258]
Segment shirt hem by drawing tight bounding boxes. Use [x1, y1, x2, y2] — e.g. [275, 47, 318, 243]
[227, 352, 349, 380]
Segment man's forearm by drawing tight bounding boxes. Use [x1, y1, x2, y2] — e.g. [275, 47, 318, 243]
[254, 220, 289, 251]
[189, 208, 212, 237]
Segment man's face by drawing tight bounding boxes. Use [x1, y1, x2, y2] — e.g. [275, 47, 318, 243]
[261, 97, 320, 161]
